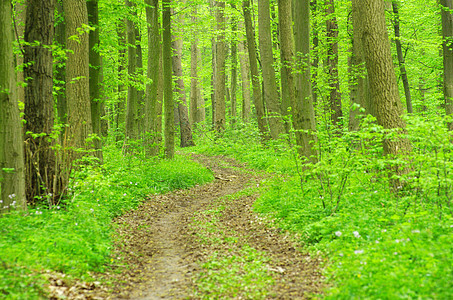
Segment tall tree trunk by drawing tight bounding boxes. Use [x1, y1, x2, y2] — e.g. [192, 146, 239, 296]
[243, 0, 268, 139]
[238, 38, 251, 122]
[352, 0, 411, 161]
[197, 48, 206, 122]
[392, 0, 413, 114]
[230, 3, 238, 125]
[87, 0, 103, 163]
[0, 2, 26, 212]
[123, 0, 139, 153]
[136, 26, 145, 136]
[145, 0, 162, 156]
[325, 0, 342, 128]
[209, 0, 216, 127]
[310, 0, 319, 104]
[294, 0, 318, 162]
[162, 0, 174, 158]
[258, 0, 284, 139]
[348, 11, 372, 131]
[214, 0, 226, 132]
[172, 15, 195, 147]
[116, 19, 127, 139]
[64, 0, 93, 159]
[23, 0, 59, 204]
[190, 7, 200, 126]
[440, 0, 453, 131]
[14, 1, 26, 113]
[55, 1, 67, 135]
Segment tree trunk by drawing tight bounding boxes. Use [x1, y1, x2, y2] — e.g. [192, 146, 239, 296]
[14, 1, 26, 116]
[23, 0, 59, 204]
[258, 0, 284, 139]
[325, 0, 343, 128]
[392, 0, 413, 114]
[238, 37, 251, 122]
[123, 0, 139, 153]
[293, 0, 318, 162]
[55, 1, 67, 136]
[136, 26, 145, 136]
[116, 19, 127, 139]
[145, 0, 162, 156]
[87, 0, 104, 163]
[243, 0, 268, 139]
[310, 0, 319, 105]
[172, 16, 195, 148]
[214, 1, 226, 132]
[440, 0, 453, 131]
[352, 0, 411, 160]
[190, 8, 200, 127]
[0, 2, 26, 212]
[230, 3, 238, 125]
[64, 0, 93, 157]
[162, 0, 174, 158]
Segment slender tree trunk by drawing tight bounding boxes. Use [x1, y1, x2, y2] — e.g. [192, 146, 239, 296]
[145, 0, 162, 156]
[24, 0, 59, 204]
[162, 0, 174, 158]
[238, 38, 251, 122]
[210, 0, 216, 127]
[325, 0, 343, 128]
[392, 0, 413, 114]
[310, 0, 319, 104]
[136, 26, 145, 136]
[258, 0, 284, 139]
[190, 8, 200, 127]
[214, 0, 226, 132]
[116, 19, 127, 139]
[243, 0, 268, 139]
[197, 48, 206, 123]
[230, 3, 238, 125]
[440, 0, 453, 131]
[0, 2, 26, 212]
[87, 0, 104, 163]
[294, 0, 318, 162]
[352, 0, 411, 161]
[64, 0, 93, 159]
[14, 1, 26, 113]
[123, 0, 139, 152]
[172, 17, 195, 147]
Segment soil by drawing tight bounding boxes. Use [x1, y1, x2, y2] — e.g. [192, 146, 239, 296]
[47, 153, 325, 299]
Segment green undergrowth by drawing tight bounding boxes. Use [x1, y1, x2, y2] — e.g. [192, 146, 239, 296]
[187, 116, 453, 299]
[191, 189, 275, 299]
[0, 145, 213, 299]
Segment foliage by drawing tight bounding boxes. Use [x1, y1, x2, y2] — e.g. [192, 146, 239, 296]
[0, 146, 213, 299]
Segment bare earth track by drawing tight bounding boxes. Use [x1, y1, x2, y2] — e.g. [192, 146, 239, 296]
[48, 154, 324, 299]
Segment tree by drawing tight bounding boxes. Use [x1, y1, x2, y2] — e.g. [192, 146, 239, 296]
[238, 35, 251, 122]
[294, 0, 318, 162]
[23, 0, 59, 203]
[392, 0, 413, 114]
[55, 1, 67, 135]
[88, 0, 104, 162]
[325, 0, 343, 128]
[123, 0, 139, 152]
[162, 0, 175, 158]
[258, 0, 284, 139]
[352, 0, 411, 159]
[145, 0, 162, 156]
[190, 6, 201, 126]
[172, 10, 195, 147]
[243, 0, 268, 138]
[0, 1, 26, 212]
[440, 0, 453, 131]
[64, 0, 93, 158]
[214, 0, 226, 132]
[230, 3, 238, 125]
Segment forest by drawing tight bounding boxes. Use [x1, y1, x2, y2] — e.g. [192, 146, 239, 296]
[1, 0, 453, 298]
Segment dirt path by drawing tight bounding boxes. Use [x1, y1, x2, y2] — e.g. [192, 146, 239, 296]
[51, 154, 324, 299]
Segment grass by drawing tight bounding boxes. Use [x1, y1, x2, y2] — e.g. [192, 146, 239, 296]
[0, 145, 213, 299]
[185, 115, 453, 299]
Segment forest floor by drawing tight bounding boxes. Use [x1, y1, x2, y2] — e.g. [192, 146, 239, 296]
[48, 154, 324, 299]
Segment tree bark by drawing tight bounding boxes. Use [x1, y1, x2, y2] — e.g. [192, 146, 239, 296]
[116, 19, 127, 139]
[87, 0, 104, 163]
[392, 0, 413, 114]
[145, 0, 162, 156]
[230, 3, 238, 125]
[214, 1, 226, 132]
[325, 0, 343, 128]
[23, 0, 59, 204]
[190, 8, 200, 127]
[440, 0, 453, 131]
[258, 0, 284, 139]
[352, 0, 411, 159]
[238, 37, 251, 122]
[0, 2, 26, 212]
[172, 14, 195, 148]
[294, 0, 318, 162]
[162, 0, 174, 158]
[55, 1, 67, 136]
[243, 0, 268, 139]
[64, 0, 93, 157]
